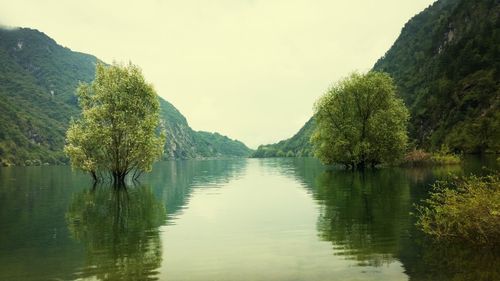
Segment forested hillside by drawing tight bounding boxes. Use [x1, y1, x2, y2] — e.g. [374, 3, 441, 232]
[0, 27, 251, 166]
[252, 118, 315, 158]
[373, 0, 499, 153]
[252, 0, 499, 158]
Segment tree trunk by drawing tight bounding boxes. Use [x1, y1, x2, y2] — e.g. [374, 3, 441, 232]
[90, 170, 98, 183]
[356, 161, 366, 170]
[112, 171, 127, 187]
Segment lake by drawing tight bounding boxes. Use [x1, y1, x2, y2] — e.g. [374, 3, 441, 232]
[0, 157, 498, 281]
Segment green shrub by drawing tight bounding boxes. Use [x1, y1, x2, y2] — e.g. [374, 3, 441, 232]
[430, 153, 461, 165]
[402, 147, 460, 167]
[416, 173, 500, 245]
[402, 149, 432, 166]
[430, 145, 461, 165]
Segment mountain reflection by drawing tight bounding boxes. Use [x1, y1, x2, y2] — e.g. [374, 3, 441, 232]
[146, 159, 248, 218]
[66, 184, 166, 281]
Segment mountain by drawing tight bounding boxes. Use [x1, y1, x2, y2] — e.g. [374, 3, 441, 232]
[253, 0, 499, 157]
[159, 98, 252, 159]
[373, 0, 499, 153]
[252, 118, 315, 158]
[0, 27, 252, 166]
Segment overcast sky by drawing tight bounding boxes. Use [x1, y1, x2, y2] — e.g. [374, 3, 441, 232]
[0, 0, 435, 148]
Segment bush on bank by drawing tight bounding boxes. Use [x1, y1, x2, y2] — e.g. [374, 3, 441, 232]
[415, 173, 500, 245]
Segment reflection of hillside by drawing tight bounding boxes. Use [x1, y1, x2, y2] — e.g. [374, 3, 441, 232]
[0, 166, 89, 281]
[256, 157, 324, 192]
[66, 185, 166, 281]
[145, 159, 248, 218]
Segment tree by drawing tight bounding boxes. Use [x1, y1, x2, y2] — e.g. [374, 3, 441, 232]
[65, 63, 165, 184]
[311, 72, 409, 168]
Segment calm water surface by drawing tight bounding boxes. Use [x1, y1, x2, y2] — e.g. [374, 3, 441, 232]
[0, 157, 498, 281]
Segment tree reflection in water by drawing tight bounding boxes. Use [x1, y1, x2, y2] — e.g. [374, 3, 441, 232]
[313, 169, 411, 267]
[399, 236, 500, 281]
[66, 184, 166, 281]
[286, 157, 499, 280]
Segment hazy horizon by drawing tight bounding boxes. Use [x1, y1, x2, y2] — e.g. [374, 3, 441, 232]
[0, 0, 435, 148]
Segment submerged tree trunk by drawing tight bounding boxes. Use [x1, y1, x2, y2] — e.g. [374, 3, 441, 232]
[90, 170, 98, 183]
[356, 161, 366, 170]
[112, 171, 127, 187]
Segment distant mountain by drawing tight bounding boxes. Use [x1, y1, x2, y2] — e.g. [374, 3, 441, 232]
[159, 98, 252, 159]
[0, 27, 252, 166]
[252, 118, 315, 158]
[253, 0, 499, 158]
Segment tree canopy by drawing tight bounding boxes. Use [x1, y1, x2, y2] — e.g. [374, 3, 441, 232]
[65, 63, 165, 183]
[311, 72, 409, 168]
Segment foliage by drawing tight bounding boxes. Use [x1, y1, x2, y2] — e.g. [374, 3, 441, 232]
[430, 150, 461, 165]
[65, 63, 165, 182]
[311, 72, 409, 168]
[415, 173, 500, 245]
[403, 147, 461, 166]
[373, 0, 500, 153]
[193, 131, 253, 158]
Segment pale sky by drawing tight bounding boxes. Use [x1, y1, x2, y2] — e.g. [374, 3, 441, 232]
[0, 0, 435, 148]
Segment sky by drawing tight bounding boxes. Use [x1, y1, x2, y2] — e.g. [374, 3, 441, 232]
[0, 0, 435, 148]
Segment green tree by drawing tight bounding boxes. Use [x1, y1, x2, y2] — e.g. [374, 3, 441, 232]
[65, 63, 165, 184]
[311, 72, 409, 168]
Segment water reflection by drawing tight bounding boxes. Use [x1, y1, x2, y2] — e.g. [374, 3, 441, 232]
[0, 166, 89, 281]
[260, 158, 412, 266]
[399, 239, 500, 281]
[314, 169, 411, 266]
[0, 158, 498, 281]
[274, 157, 500, 280]
[145, 159, 248, 218]
[66, 184, 166, 281]
[63, 159, 247, 281]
